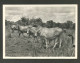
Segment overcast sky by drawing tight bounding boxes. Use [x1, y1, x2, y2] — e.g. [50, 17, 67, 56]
[5, 5, 76, 23]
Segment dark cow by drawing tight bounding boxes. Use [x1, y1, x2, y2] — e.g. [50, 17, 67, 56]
[27, 26, 40, 42]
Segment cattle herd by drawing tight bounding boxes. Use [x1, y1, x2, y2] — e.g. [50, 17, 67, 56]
[10, 24, 74, 49]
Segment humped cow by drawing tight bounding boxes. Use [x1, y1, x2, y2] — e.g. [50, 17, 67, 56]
[37, 26, 67, 49]
[18, 25, 30, 37]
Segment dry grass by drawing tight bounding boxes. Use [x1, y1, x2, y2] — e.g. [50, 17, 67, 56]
[5, 27, 75, 57]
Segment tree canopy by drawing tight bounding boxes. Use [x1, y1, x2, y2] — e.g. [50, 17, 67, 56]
[5, 17, 75, 29]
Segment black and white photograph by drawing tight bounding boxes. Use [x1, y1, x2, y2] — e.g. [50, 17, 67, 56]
[3, 5, 78, 59]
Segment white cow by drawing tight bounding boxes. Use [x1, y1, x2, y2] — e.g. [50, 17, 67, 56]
[37, 26, 66, 49]
[18, 25, 30, 37]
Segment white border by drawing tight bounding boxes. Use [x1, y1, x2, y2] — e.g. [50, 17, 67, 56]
[3, 4, 78, 59]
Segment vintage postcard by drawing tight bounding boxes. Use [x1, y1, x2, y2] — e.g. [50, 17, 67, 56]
[3, 4, 78, 59]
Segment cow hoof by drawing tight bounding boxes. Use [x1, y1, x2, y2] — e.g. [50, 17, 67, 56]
[73, 45, 75, 47]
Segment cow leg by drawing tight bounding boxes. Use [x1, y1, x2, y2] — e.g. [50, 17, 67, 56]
[11, 29, 14, 33]
[22, 33, 25, 37]
[45, 38, 48, 49]
[34, 36, 37, 42]
[57, 36, 62, 48]
[13, 29, 14, 33]
[71, 36, 75, 47]
[22, 32, 25, 37]
[9, 29, 12, 38]
[41, 37, 45, 46]
[19, 32, 21, 37]
[53, 38, 58, 49]
[59, 37, 62, 48]
[36, 37, 38, 43]
[19, 31, 20, 36]
[48, 39, 50, 47]
[46, 41, 48, 49]
[48, 39, 51, 44]
[53, 42, 58, 49]
[72, 36, 74, 46]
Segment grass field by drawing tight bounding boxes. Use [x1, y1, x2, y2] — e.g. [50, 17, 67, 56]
[5, 26, 75, 57]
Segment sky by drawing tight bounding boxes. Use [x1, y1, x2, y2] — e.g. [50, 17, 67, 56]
[5, 5, 76, 23]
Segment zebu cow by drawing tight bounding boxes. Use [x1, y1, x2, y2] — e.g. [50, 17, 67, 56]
[37, 27, 66, 49]
[18, 25, 30, 37]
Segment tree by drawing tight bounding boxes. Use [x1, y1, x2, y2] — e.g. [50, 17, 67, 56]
[29, 18, 36, 26]
[42, 23, 46, 27]
[35, 18, 43, 26]
[66, 21, 73, 29]
[21, 17, 29, 26]
[56, 23, 62, 28]
[16, 20, 22, 25]
[72, 23, 75, 29]
[46, 20, 53, 28]
[5, 20, 14, 26]
[29, 18, 43, 27]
